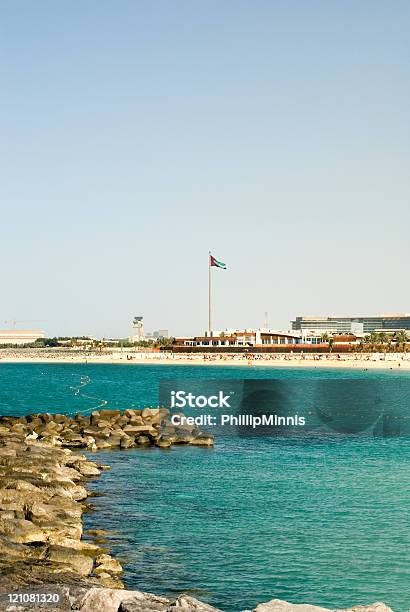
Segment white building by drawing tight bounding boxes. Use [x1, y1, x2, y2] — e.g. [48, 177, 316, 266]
[175, 328, 301, 348]
[0, 329, 45, 345]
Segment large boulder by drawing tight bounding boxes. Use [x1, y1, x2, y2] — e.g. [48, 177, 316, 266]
[156, 436, 172, 449]
[95, 439, 115, 450]
[170, 595, 223, 611]
[0, 534, 48, 561]
[120, 434, 135, 449]
[97, 571, 125, 589]
[142, 408, 160, 419]
[107, 433, 125, 447]
[95, 554, 123, 575]
[0, 518, 47, 544]
[189, 434, 214, 447]
[249, 600, 330, 612]
[123, 425, 156, 436]
[91, 410, 121, 426]
[173, 433, 195, 444]
[335, 605, 393, 612]
[47, 535, 101, 554]
[47, 545, 94, 576]
[83, 425, 111, 439]
[136, 435, 152, 446]
[79, 587, 170, 612]
[77, 461, 101, 477]
[124, 409, 142, 418]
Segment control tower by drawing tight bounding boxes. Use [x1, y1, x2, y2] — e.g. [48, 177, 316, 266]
[130, 316, 145, 342]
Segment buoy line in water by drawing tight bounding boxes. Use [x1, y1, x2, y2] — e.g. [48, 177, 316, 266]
[69, 375, 108, 414]
[68, 374, 142, 415]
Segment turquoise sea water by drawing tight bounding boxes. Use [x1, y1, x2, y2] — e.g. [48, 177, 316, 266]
[0, 364, 410, 611]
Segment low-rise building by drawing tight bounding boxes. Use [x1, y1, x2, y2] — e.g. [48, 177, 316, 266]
[0, 329, 45, 345]
[174, 328, 301, 348]
[292, 314, 410, 335]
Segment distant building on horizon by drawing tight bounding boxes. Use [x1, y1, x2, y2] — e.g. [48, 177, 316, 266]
[0, 329, 45, 345]
[292, 314, 410, 335]
[129, 316, 144, 343]
[153, 329, 168, 339]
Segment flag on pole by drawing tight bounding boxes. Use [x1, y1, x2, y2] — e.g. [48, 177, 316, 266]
[210, 254, 227, 269]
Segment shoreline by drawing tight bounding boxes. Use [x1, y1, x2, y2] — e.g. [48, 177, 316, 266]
[1, 353, 410, 370]
[0, 410, 394, 612]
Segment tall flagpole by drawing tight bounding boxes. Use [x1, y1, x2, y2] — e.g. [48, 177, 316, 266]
[208, 251, 212, 334]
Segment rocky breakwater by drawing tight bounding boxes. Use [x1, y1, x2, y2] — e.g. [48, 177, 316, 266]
[0, 408, 214, 451]
[0, 413, 394, 612]
[0, 409, 214, 610]
[0, 424, 124, 594]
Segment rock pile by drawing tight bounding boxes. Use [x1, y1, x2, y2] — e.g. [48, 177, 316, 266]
[0, 427, 124, 593]
[0, 409, 215, 609]
[0, 415, 394, 612]
[0, 408, 214, 451]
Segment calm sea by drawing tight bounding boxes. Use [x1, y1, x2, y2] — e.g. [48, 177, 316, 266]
[0, 363, 409, 612]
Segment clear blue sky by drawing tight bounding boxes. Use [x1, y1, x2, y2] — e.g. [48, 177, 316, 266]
[1, 1, 409, 338]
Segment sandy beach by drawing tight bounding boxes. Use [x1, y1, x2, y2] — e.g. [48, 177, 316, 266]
[1, 349, 410, 369]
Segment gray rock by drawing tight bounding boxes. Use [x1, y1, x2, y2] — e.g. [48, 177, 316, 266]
[47, 545, 94, 576]
[0, 519, 47, 544]
[120, 598, 169, 611]
[189, 434, 214, 447]
[79, 587, 170, 612]
[156, 437, 172, 449]
[47, 535, 100, 554]
[98, 410, 121, 422]
[128, 416, 144, 425]
[77, 461, 101, 477]
[120, 435, 135, 449]
[250, 600, 331, 612]
[136, 435, 151, 445]
[335, 605, 393, 612]
[95, 554, 123, 574]
[142, 408, 160, 419]
[96, 439, 114, 450]
[95, 572, 125, 589]
[83, 426, 111, 439]
[170, 595, 223, 611]
[123, 425, 156, 435]
[124, 409, 142, 418]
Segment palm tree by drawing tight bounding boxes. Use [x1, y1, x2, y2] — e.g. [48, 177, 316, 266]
[395, 330, 408, 353]
[362, 334, 375, 352]
[154, 337, 174, 348]
[369, 331, 381, 348]
[356, 340, 365, 353]
[378, 332, 389, 354]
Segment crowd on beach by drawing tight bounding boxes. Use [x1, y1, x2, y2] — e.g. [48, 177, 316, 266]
[1, 347, 410, 368]
[133, 352, 410, 367]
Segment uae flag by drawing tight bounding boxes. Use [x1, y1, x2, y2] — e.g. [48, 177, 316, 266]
[210, 254, 227, 269]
